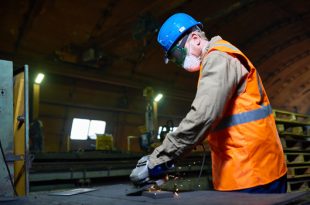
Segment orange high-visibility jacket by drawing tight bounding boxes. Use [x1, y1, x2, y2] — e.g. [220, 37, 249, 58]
[205, 40, 287, 191]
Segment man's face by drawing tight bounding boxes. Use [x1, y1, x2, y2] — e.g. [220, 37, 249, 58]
[166, 34, 189, 67]
[167, 32, 203, 67]
[184, 32, 203, 57]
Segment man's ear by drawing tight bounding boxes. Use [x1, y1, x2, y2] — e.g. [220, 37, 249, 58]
[191, 32, 201, 46]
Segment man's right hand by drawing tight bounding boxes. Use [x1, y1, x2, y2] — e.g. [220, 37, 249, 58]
[129, 156, 150, 186]
[129, 156, 174, 186]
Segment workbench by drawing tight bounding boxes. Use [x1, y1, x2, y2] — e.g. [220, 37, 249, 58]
[1, 184, 309, 205]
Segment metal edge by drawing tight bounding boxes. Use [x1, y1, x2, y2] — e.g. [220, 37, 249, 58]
[24, 65, 29, 195]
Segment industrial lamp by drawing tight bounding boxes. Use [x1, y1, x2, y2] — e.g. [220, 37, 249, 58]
[154, 93, 163, 102]
[35, 73, 45, 84]
[33, 73, 44, 120]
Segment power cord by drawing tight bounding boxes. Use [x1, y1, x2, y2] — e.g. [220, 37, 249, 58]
[196, 143, 206, 190]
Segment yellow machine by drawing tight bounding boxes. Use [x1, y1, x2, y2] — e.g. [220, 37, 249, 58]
[96, 134, 114, 151]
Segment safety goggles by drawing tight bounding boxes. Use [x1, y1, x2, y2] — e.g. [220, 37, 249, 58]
[165, 34, 189, 67]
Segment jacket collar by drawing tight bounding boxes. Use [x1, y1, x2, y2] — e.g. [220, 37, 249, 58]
[204, 35, 223, 54]
[201, 36, 223, 66]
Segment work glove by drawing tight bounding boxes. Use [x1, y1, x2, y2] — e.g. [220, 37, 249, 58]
[129, 155, 174, 186]
[130, 155, 150, 186]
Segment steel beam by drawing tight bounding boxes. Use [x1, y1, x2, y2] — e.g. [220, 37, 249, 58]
[0, 51, 194, 102]
[14, 0, 46, 51]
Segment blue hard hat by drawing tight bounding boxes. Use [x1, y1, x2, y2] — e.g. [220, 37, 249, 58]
[157, 13, 202, 54]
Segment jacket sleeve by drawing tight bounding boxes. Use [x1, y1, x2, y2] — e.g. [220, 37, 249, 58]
[148, 51, 248, 168]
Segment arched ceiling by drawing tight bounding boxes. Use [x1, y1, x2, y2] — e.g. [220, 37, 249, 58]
[0, 0, 309, 113]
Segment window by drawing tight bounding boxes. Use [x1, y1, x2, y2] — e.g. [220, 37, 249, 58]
[70, 118, 106, 140]
[88, 120, 106, 139]
[157, 126, 178, 139]
[70, 119, 90, 140]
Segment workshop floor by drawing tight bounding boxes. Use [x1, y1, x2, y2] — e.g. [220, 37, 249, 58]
[1, 184, 309, 205]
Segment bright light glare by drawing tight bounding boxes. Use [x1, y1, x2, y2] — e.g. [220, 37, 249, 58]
[70, 118, 106, 140]
[35, 73, 45, 84]
[154, 93, 163, 102]
[88, 120, 106, 139]
[70, 118, 90, 140]
[157, 126, 178, 139]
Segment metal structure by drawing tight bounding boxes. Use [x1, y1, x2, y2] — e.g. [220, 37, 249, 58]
[141, 87, 163, 151]
[29, 151, 212, 191]
[0, 60, 29, 197]
[13, 65, 30, 196]
[0, 60, 14, 197]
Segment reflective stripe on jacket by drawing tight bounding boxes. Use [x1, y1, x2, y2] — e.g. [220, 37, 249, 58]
[206, 40, 287, 191]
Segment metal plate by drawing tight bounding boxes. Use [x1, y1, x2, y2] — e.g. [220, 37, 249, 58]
[142, 190, 174, 199]
[48, 188, 97, 196]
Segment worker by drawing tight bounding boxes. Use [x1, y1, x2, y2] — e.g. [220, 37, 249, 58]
[130, 13, 287, 193]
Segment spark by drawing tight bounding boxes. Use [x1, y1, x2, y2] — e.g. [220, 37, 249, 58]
[174, 192, 179, 198]
[174, 187, 180, 198]
[148, 185, 160, 192]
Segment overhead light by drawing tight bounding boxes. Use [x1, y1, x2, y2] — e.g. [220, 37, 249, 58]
[154, 93, 163, 102]
[35, 73, 45, 84]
